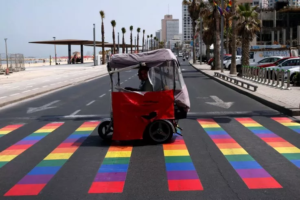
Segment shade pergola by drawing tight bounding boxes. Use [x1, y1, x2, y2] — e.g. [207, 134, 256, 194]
[29, 39, 107, 63]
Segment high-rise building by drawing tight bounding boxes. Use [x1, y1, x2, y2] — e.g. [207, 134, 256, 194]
[161, 15, 179, 43]
[156, 30, 161, 41]
[182, 4, 192, 43]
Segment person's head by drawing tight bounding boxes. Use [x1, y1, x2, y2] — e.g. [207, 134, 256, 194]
[138, 67, 149, 81]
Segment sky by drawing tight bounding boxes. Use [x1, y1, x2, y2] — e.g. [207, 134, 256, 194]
[0, 0, 183, 58]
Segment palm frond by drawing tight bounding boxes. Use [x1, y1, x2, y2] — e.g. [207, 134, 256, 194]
[137, 28, 141, 33]
[99, 10, 105, 18]
[111, 20, 116, 27]
[121, 27, 126, 34]
[130, 26, 133, 31]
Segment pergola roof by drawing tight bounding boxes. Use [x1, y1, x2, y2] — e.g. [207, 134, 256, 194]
[29, 39, 107, 45]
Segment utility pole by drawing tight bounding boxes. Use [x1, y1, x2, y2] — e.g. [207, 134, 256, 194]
[53, 37, 57, 65]
[93, 24, 96, 66]
[220, 0, 224, 73]
[4, 38, 9, 75]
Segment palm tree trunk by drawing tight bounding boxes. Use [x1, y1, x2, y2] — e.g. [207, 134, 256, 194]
[137, 35, 139, 53]
[226, 18, 229, 54]
[213, 10, 221, 70]
[101, 20, 105, 64]
[113, 29, 115, 54]
[192, 22, 196, 64]
[142, 34, 144, 52]
[230, 2, 237, 74]
[206, 45, 210, 61]
[242, 34, 250, 66]
[130, 33, 133, 53]
[123, 35, 125, 53]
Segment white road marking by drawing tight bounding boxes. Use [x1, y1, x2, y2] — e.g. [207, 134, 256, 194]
[10, 93, 20, 96]
[22, 90, 31, 93]
[0, 96, 7, 99]
[120, 82, 124, 84]
[27, 100, 60, 114]
[86, 100, 95, 106]
[70, 110, 81, 116]
[108, 89, 111, 92]
[99, 94, 106, 98]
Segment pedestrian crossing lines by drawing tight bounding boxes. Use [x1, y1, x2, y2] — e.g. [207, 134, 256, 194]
[88, 144, 133, 193]
[236, 118, 300, 168]
[163, 135, 203, 191]
[197, 119, 282, 189]
[0, 124, 24, 138]
[272, 117, 300, 134]
[0, 122, 63, 169]
[5, 121, 99, 196]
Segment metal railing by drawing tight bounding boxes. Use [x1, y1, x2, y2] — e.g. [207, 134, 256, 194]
[241, 66, 292, 90]
[0, 53, 25, 74]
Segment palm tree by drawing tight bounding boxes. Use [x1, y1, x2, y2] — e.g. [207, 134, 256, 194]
[99, 11, 105, 64]
[236, 3, 260, 66]
[130, 26, 133, 53]
[211, 1, 222, 70]
[154, 37, 157, 49]
[150, 34, 153, 50]
[230, 0, 237, 74]
[137, 28, 141, 53]
[156, 38, 159, 49]
[111, 20, 116, 54]
[142, 30, 145, 52]
[202, 16, 214, 61]
[147, 35, 149, 51]
[121, 27, 126, 53]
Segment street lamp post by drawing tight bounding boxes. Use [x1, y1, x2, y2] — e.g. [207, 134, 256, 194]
[135, 37, 136, 52]
[53, 37, 57, 65]
[93, 24, 96, 66]
[4, 38, 9, 75]
[118, 32, 120, 53]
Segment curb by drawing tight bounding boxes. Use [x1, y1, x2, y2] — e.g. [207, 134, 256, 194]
[0, 73, 108, 108]
[189, 62, 300, 116]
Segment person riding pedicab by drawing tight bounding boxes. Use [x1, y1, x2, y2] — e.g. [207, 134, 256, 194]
[125, 67, 154, 92]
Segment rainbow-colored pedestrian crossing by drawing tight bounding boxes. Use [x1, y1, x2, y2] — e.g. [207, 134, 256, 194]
[163, 135, 203, 191]
[272, 117, 300, 134]
[236, 118, 300, 168]
[0, 124, 24, 138]
[88, 144, 132, 193]
[0, 122, 63, 169]
[198, 119, 282, 189]
[5, 121, 99, 196]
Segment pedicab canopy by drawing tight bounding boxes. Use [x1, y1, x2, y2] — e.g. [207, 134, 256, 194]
[108, 49, 190, 140]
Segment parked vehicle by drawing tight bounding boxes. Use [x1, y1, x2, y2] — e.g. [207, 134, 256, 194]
[224, 55, 242, 69]
[266, 58, 300, 79]
[178, 53, 183, 57]
[249, 47, 298, 63]
[259, 57, 295, 68]
[284, 66, 300, 82]
[249, 56, 283, 67]
[209, 54, 231, 66]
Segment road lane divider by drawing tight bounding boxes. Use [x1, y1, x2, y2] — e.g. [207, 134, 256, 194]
[0, 122, 64, 169]
[163, 135, 203, 191]
[88, 144, 132, 193]
[271, 117, 300, 134]
[99, 94, 106, 98]
[86, 100, 95, 106]
[0, 124, 24, 139]
[5, 121, 100, 196]
[236, 118, 300, 168]
[198, 119, 282, 189]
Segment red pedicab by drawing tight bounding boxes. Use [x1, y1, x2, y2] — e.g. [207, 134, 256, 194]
[98, 49, 190, 143]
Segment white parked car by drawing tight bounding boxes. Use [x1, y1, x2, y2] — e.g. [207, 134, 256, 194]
[250, 56, 283, 67]
[266, 58, 300, 79]
[283, 66, 300, 82]
[224, 55, 242, 70]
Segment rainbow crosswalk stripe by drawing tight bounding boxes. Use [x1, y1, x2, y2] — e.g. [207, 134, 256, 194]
[5, 121, 99, 196]
[271, 117, 300, 133]
[236, 118, 300, 168]
[163, 135, 203, 191]
[88, 144, 132, 193]
[0, 122, 63, 169]
[198, 119, 282, 189]
[0, 124, 24, 138]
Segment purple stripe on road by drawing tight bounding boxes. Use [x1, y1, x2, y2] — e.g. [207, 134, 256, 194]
[94, 172, 127, 182]
[236, 169, 271, 178]
[167, 170, 199, 180]
[18, 175, 54, 184]
[15, 140, 38, 145]
[209, 134, 232, 139]
[256, 133, 278, 138]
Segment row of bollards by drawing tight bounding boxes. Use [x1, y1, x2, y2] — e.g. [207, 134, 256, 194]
[242, 66, 291, 90]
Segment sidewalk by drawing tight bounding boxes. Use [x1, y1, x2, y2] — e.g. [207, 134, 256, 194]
[0, 63, 108, 107]
[190, 61, 300, 116]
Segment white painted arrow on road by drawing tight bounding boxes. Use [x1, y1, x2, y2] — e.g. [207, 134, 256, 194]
[206, 96, 234, 109]
[27, 100, 60, 114]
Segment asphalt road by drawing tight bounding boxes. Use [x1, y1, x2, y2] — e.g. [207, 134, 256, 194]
[0, 59, 300, 200]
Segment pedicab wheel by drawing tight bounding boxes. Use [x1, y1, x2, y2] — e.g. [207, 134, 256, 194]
[148, 120, 173, 144]
[98, 121, 113, 140]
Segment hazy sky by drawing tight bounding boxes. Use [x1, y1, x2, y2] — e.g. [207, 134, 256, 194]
[0, 0, 183, 58]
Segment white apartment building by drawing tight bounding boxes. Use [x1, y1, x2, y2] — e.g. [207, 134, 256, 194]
[182, 4, 193, 43]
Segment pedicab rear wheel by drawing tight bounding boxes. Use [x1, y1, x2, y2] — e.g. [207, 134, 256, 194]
[147, 120, 173, 144]
[98, 121, 113, 140]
